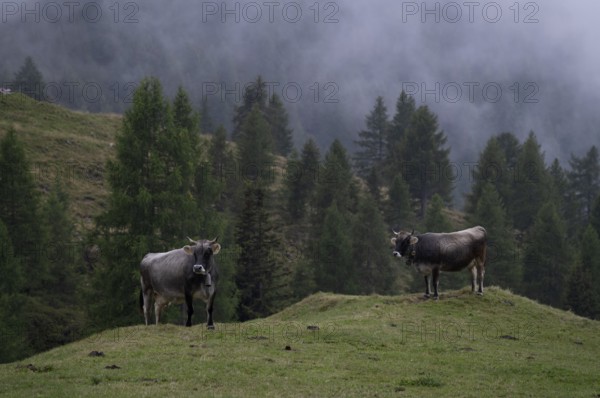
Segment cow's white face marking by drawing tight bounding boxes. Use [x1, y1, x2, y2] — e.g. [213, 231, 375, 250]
[393, 251, 402, 257]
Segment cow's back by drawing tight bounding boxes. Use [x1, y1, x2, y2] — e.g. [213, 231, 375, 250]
[417, 226, 486, 270]
[140, 249, 192, 299]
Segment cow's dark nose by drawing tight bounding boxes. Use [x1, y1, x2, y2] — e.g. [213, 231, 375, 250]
[393, 251, 402, 258]
[193, 264, 206, 275]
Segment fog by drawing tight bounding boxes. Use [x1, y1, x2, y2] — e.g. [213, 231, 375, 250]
[1, 0, 599, 201]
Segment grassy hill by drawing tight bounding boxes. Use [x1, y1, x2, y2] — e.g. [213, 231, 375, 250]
[0, 93, 120, 233]
[0, 288, 598, 397]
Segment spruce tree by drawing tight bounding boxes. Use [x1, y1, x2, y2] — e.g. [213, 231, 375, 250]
[237, 104, 274, 188]
[41, 179, 77, 299]
[0, 128, 46, 289]
[567, 225, 600, 319]
[568, 146, 600, 226]
[472, 183, 520, 289]
[0, 220, 28, 363]
[13, 56, 45, 101]
[425, 193, 452, 232]
[385, 90, 415, 181]
[511, 131, 551, 231]
[286, 139, 321, 220]
[354, 96, 389, 179]
[90, 77, 199, 327]
[313, 139, 356, 220]
[0, 219, 31, 363]
[173, 86, 199, 138]
[351, 193, 399, 294]
[200, 99, 214, 134]
[385, 174, 413, 228]
[465, 136, 514, 217]
[313, 201, 356, 294]
[232, 76, 268, 141]
[521, 202, 571, 308]
[400, 105, 452, 217]
[266, 93, 293, 156]
[235, 186, 289, 320]
[591, 195, 600, 236]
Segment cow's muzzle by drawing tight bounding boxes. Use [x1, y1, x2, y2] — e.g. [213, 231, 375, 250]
[393, 251, 402, 258]
[193, 264, 207, 275]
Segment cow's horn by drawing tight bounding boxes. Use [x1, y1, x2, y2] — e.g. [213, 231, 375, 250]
[210, 236, 219, 243]
[392, 229, 399, 236]
[187, 237, 196, 244]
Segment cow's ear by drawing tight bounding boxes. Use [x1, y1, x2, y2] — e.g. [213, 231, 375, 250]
[183, 245, 194, 255]
[390, 237, 397, 245]
[211, 243, 221, 255]
[409, 236, 419, 245]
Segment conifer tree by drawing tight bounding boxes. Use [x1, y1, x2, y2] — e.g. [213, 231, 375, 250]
[313, 201, 356, 294]
[0, 129, 46, 289]
[285, 139, 320, 220]
[0, 219, 30, 363]
[521, 202, 572, 307]
[354, 96, 389, 179]
[386, 91, 415, 180]
[495, 132, 521, 169]
[351, 193, 399, 294]
[89, 77, 199, 327]
[173, 86, 199, 137]
[41, 179, 77, 298]
[425, 193, 452, 232]
[400, 105, 452, 217]
[465, 136, 514, 217]
[591, 195, 600, 236]
[200, 99, 214, 134]
[237, 104, 274, 189]
[13, 56, 45, 100]
[313, 139, 357, 220]
[208, 125, 237, 211]
[568, 146, 600, 225]
[567, 225, 600, 319]
[385, 174, 413, 228]
[266, 93, 293, 156]
[472, 183, 520, 289]
[232, 76, 268, 141]
[235, 186, 289, 320]
[511, 131, 551, 231]
[0, 220, 28, 363]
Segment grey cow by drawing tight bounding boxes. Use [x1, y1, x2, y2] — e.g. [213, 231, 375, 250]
[391, 226, 487, 299]
[140, 237, 220, 328]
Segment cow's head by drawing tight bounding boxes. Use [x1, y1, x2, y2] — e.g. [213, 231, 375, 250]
[391, 229, 418, 259]
[183, 237, 221, 275]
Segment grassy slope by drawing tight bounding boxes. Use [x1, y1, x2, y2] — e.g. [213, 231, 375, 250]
[0, 93, 120, 232]
[0, 287, 598, 397]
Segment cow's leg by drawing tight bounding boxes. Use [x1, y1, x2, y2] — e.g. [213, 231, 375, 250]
[476, 263, 485, 295]
[141, 277, 151, 326]
[432, 268, 440, 300]
[424, 275, 431, 298]
[142, 291, 152, 326]
[470, 266, 477, 293]
[154, 299, 166, 326]
[206, 289, 216, 330]
[185, 290, 194, 327]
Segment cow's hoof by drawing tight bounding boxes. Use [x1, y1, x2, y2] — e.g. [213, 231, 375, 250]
[476, 291, 484, 296]
[207, 324, 215, 330]
[433, 296, 439, 301]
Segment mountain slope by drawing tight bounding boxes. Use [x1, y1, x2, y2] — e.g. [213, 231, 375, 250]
[0, 93, 120, 232]
[0, 288, 598, 397]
